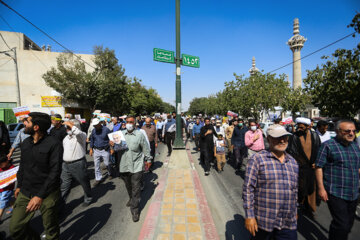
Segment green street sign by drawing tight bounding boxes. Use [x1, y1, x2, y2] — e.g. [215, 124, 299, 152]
[182, 54, 200, 68]
[153, 48, 175, 63]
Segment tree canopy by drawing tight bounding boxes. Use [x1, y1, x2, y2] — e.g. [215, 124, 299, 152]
[43, 46, 174, 116]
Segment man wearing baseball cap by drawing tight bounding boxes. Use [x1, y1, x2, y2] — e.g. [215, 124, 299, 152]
[243, 125, 299, 239]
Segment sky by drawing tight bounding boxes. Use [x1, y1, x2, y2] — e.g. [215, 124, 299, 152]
[0, 0, 359, 110]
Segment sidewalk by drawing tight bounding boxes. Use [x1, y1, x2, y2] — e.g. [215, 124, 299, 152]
[138, 144, 219, 240]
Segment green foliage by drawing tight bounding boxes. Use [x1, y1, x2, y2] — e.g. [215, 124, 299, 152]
[280, 88, 311, 116]
[304, 48, 360, 118]
[188, 71, 298, 120]
[43, 46, 173, 115]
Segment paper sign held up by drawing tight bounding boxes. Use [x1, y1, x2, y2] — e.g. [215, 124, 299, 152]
[12, 106, 30, 119]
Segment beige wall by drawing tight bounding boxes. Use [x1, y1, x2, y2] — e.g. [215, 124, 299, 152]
[0, 31, 94, 116]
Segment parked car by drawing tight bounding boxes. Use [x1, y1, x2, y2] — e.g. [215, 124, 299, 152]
[8, 123, 24, 144]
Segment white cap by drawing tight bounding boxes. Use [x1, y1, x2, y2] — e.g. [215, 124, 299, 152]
[267, 124, 292, 138]
[296, 117, 311, 125]
[92, 118, 101, 126]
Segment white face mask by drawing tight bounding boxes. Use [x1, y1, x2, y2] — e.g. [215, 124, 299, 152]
[251, 126, 257, 131]
[126, 123, 134, 132]
[67, 131, 73, 136]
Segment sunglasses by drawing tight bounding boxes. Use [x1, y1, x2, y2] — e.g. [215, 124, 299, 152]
[340, 129, 356, 134]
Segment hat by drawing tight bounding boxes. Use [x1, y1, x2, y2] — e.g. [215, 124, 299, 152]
[51, 114, 62, 121]
[267, 124, 292, 138]
[92, 118, 101, 126]
[296, 117, 311, 125]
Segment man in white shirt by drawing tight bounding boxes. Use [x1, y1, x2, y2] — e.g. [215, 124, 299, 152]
[316, 120, 331, 143]
[61, 119, 92, 207]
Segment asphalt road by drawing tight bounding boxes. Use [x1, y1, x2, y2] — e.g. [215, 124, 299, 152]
[0, 143, 168, 240]
[186, 139, 360, 240]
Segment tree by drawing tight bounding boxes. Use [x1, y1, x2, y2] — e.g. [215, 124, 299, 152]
[304, 13, 360, 118]
[43, 46, 129, 113]
[280, 88, 311, 116]
[43, 46, 174, 116]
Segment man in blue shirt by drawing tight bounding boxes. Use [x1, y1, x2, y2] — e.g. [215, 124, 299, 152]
[192, 119, 202, 151]
[90, 118, 111, 187]
[316, 120, 360, 240]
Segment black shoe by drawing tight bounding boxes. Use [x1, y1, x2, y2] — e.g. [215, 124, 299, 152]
[205, 171, 209, 176]
[132, 213, 140, 222]
[126, 199, 131, 207]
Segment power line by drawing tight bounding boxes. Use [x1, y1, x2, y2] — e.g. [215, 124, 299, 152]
[0, 0, 96, 69]
[268, 32, 356, 74]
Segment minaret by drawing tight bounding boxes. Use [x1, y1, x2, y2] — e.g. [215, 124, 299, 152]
[249, 56, 259, 76]
[287, 18, 306, 89]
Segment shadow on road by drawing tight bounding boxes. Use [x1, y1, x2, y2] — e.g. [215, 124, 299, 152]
[297, 214, 328, 240]
[225, 214, 249, 240]
[139, 171, 159, 212]
[60, 203, 112, 240]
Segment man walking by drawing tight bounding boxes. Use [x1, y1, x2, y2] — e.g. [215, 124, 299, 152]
[200, 118, 218, 176]
[90, 118, 111, 187]
[116, 116, 151, 222]
[49, 114, 67, 143]
[156, 118, 164, 143]
[10, 112, 62, 240]
[231, 119, 248, 171]
[245, 120, 265, 158]
[287, 117, 321, 217]
[243, 124, 298, 239]
[315, 120, 360, 240]
[142, 117, 158, 169]
[316, 120, 331, 143]
[192, 119, 202, 151]
[61, 119, 92, 207]
[225, 119, 235, 158]
[162, 114, 176, 156]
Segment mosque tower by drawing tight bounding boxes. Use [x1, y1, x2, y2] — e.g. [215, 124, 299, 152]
[287, 18, 307, 89]
[248, 56, 259, 76]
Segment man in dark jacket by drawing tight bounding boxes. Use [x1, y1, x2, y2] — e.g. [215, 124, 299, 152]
[10, 112, 62, 240]
[200, 118, 218, 176]
[231, 119, 248, 171]
[287, 117, 321, 217]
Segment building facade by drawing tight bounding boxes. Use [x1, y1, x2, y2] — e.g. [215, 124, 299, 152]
[0, 31, 94, 123]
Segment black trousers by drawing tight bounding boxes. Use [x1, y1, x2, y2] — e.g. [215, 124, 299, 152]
[251, 228, 297, 240]
[149, 140, 156, 164]
[157, 129, 163, 142]
[201, 148, 212, 172]
[120, 171, 143, 215]
[327, 193, 357, 240]
[165, 132, 175, 154]
[194, 134, 200, 150]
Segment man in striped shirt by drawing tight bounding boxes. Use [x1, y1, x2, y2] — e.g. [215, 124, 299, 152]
[315, 119, 360, 240]
[243, 124, 298, 240]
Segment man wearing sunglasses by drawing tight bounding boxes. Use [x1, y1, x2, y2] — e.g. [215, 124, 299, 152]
[316, 119, 360, 240]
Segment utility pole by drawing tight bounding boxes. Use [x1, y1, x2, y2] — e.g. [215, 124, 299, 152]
[173, 0, 184, 148]
[153, 0, 200, 149]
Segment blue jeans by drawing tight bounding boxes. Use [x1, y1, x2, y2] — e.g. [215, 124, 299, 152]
[252, 228, 297, 240]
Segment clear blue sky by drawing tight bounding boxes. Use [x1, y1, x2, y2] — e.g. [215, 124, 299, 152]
[1, 0, 359, 110]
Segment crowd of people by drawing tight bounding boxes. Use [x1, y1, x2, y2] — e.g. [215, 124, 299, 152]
[184, 115, 360, 240]
[0, 111, 360, 240]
